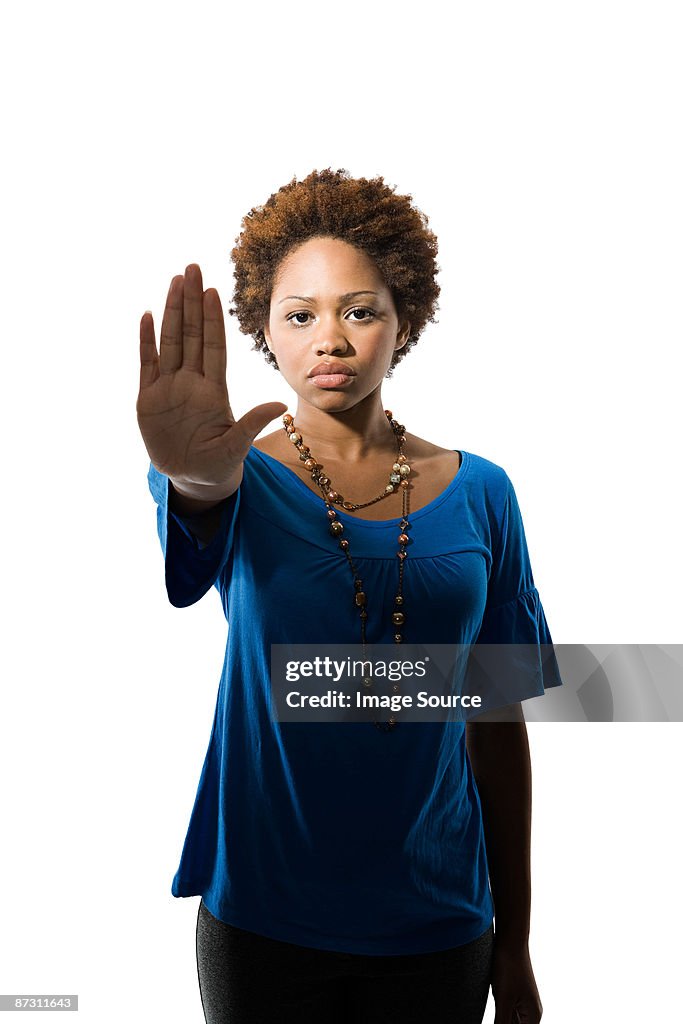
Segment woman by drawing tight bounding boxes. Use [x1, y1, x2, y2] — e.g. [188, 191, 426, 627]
[137, 168, 562, 1024]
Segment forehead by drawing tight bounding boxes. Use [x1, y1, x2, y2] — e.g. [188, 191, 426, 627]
[273, 236, 384, 291]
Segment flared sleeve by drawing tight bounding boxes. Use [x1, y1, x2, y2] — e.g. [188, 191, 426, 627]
[146, 461, 241, 608]
[467, 471, 563, 708]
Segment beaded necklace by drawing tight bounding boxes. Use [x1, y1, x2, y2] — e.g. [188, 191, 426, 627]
[282, 410, 411, 732]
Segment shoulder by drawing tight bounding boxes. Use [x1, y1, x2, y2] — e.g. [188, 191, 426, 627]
[461, 450, 511, 492]
[407, 433, 510, 488]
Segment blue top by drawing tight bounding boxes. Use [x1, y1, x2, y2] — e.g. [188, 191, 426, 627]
[147, 445, 563, 956]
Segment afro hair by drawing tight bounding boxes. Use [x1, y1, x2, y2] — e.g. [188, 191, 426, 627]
[228, 167, 441, 377]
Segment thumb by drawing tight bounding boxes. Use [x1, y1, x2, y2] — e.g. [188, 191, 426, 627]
[230, 401, 289, 455]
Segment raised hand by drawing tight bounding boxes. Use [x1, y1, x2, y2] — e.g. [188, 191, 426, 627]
[137, 264, 287, 500]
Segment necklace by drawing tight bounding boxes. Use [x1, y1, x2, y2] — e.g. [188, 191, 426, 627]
[282, 410, 411, 732]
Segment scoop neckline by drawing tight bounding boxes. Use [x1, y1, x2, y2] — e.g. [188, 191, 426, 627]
[248, 446, 469, 528]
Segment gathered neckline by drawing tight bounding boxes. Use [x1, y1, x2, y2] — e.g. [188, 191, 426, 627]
[247, 447, 470, 528]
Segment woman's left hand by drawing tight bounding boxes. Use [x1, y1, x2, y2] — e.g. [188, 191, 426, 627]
[490, 938, 543, 1023]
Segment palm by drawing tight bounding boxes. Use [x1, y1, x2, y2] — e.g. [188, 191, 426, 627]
[137, 264, 287, 487]
[137, 368, 234, 482]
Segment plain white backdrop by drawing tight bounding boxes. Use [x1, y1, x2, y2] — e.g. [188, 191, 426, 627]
[1, 1, 681, 1021]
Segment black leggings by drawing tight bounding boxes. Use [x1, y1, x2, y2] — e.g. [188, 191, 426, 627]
[196, 899, 493, 1024]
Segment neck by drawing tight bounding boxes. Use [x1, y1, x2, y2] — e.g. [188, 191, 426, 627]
[291, 394, 400, 464]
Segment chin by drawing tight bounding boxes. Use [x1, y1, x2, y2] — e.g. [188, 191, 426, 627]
[299, 391, 365, 412]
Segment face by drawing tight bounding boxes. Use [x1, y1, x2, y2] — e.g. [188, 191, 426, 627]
[263, 236, 411, 411]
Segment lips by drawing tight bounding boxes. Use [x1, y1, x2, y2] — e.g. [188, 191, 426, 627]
[308, 362, 356, 377]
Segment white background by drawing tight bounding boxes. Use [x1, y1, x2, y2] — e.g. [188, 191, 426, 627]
[1, 1, 681, 1021]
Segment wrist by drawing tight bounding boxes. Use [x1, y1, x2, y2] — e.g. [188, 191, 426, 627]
[168, 473, 242, 515]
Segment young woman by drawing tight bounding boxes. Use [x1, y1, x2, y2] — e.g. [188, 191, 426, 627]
[137, 168, 562, 1024]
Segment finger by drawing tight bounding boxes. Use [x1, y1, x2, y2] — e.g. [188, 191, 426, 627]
[182, 263, 204, 373]
[229, 402, 289, 457]
[159, 275, 183, 374]
[202, 288, 227, 389]
[139, 310, 159, 391]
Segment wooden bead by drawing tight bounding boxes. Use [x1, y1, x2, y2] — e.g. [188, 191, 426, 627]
[355, 592, 366, 606]
[394, 595, 404, 605]
[304, 458, 316, 470]
[392, 612, 405, 625]
[327, 490, 338, 502]
[339, 539, 349, 550]
[397, 454, 408, 464]
[330, 521, 344, 536]
[385, 409, 393, 419]
[283, 414, 293, 425]
[398, 533, 409, 544]
[400, 480, 410, 488]
[327, 509, 337, 519]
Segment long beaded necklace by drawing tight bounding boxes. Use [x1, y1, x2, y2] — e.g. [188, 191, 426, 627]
[282, 410, 411, 732]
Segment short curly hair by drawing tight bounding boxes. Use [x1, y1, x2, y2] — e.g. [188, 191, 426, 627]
[227, 167, 441, 377]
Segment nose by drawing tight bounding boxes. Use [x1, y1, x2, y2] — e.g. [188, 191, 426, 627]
[311, 315, 350, 357]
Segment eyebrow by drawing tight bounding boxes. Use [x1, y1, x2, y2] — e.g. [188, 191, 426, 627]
[277, 290, 379, 305]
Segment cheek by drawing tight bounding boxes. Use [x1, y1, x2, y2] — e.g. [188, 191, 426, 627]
[366, 336, 398, 368]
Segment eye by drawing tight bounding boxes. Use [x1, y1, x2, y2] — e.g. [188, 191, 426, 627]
[286, 308, 377, 328]
[287, 311, 313, 326]
[348, 307, 376, 322]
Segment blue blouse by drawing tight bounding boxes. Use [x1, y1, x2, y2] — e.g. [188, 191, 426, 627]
[147, 445, 562, 955]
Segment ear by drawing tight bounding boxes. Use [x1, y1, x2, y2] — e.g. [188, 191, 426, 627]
[395, 319, 412, 352]
[263, 322, 273, 353]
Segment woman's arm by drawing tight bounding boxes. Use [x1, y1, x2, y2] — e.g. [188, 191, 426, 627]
[466, 702, 544, 1022]
[465, 701, 531, 945]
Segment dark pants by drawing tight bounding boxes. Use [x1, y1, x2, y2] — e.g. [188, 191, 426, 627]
[196, 898, 493, 1024]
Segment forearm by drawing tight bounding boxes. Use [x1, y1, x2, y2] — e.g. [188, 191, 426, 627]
[466, 711, 532, 947]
